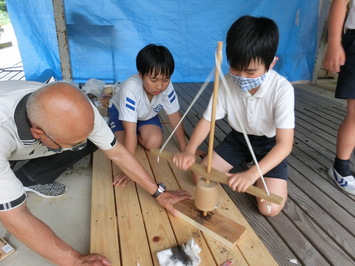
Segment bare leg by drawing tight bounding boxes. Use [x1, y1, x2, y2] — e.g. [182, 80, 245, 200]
[138, 124, 163, 150]
[256, 177, 287, 217]
[196, 151, 233, 183]
[336, 99, 355, 160]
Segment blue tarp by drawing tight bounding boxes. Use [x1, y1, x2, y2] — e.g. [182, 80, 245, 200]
[7, 0, 319, 83]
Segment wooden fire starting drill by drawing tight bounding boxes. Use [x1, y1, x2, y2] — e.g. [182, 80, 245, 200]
[151, 41, 283, 248]
[194, 41, 223, 217]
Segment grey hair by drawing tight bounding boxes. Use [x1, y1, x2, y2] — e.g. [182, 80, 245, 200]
[26, 82, 60, 137]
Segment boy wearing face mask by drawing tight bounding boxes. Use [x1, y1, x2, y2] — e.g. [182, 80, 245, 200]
[173, 15, 295, 217]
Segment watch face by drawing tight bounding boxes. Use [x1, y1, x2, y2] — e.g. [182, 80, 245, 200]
[158, 183, 166, 192]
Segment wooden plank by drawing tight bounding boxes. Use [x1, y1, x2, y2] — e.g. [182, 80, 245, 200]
[90, 150, 121, 264]
[146, 144, 224, 265]
[286, 182, 355, 264]
[0, 237, 16, 261]
[294, 84, 342, 107]
[224, 185, 330, 265]
[296, 110, 338, 138]
[134, 146, 180, 265]
[287, 167, 355, 261]
[268, 199, 331, 265]
[304, 105, 344, 126]
[295, 114, 336, 151]
[322, 105, 347, 119]
[113, 164, 153, 266]
[289, 149, 355, 216]
[174, 199, 246, 249]
[296, 106, 340, 132]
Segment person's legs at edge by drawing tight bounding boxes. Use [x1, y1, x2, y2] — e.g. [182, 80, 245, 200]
[328, 30, 355, 195]
[336, 99, 355, 164]
[329, 99, 355, 195]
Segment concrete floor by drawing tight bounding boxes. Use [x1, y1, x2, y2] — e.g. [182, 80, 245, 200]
[0, 165, 93, 266]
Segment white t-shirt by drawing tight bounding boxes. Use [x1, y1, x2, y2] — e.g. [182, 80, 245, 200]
[345, 1, 355, 30]
[110, 74, 180, 122]
[203, 69, 295, 138]
[0, 80, 116, 208]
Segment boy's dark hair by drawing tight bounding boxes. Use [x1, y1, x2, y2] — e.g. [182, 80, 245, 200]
[226, 15, 279, 71]
[136, 44, 175, 78]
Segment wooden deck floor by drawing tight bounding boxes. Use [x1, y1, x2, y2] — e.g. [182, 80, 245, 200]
[91, 130, 278, 265]
[173, 82, 355, 266]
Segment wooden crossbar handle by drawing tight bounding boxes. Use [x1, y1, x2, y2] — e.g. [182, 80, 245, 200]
[151, 148, 283, 205]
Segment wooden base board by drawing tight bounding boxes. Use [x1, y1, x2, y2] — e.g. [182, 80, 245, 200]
[174, 199, 246, 249]
[0, 238, 15, 261]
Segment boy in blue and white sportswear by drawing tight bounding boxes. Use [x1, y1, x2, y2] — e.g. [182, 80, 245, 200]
[109, 44, 187, 186]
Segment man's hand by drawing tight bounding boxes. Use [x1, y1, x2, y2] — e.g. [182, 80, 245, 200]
[155, 190, 192, 216]
[75, 254, 111, 265]
[112, 173, 131, 187]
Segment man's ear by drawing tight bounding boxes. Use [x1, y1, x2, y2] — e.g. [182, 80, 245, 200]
[30, 127, 44, 139]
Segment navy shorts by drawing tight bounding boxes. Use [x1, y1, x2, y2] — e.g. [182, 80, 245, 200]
[214, 130, 288, 180]
[336, 29, 355, 99]
[109, 104, 162, 133]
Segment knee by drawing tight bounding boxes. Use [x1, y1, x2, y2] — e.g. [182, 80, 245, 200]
[257, 202, 284, 217]
[141, 134, 162, 150]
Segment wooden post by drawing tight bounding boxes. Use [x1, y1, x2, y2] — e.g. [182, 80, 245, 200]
[52, 0, 72, 80]
[201, 41, 223, 216]
[207, 41, 223, 173]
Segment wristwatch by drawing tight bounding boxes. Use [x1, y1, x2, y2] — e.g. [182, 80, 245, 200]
[152, 183, 166, 198]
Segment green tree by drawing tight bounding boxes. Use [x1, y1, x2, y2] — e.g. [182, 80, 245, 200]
[0, 0, 7, 12]
[0, 0, 9, 26]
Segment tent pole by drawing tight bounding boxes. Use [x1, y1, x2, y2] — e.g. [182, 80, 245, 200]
[312, 0, 331, 84]
[52, 0, 72, 80]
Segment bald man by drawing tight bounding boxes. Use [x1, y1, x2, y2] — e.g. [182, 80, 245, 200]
[0, 80, 191, 265]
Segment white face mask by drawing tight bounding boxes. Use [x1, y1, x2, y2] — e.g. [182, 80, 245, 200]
[230, 72, 267, 92]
